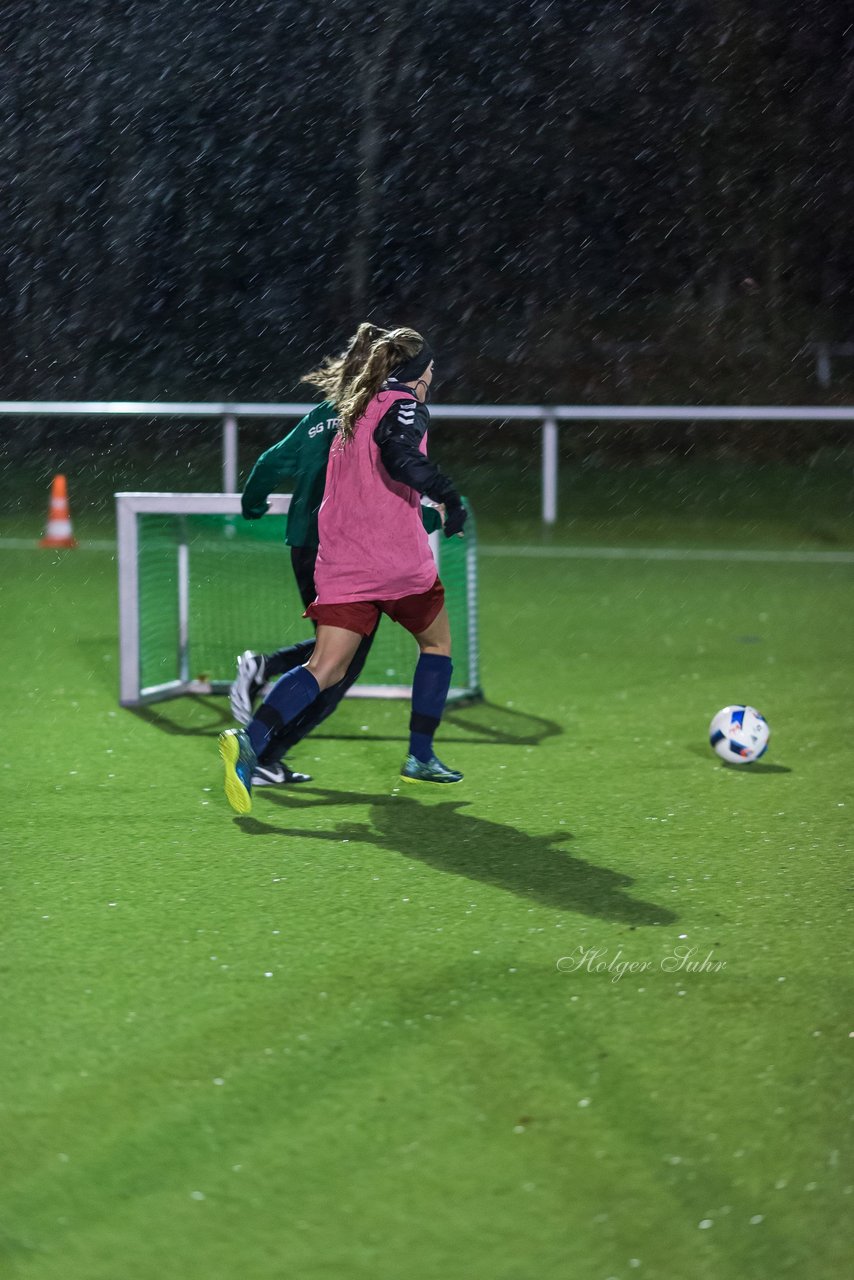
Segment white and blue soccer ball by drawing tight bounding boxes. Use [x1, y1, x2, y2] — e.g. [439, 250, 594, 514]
[709, 705, 770, 764]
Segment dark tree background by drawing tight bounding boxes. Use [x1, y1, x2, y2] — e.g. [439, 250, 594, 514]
[2, 0, 853, 405]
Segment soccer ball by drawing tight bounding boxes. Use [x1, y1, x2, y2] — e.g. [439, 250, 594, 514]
[709, 705, 770, 764]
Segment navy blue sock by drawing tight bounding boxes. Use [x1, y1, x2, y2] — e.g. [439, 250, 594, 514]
[247, 665, 320, 758]
[269, 629, 377, 759]
[409, 653, 452, 762]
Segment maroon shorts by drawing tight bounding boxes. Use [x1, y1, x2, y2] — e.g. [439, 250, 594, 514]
[304, 576, 445, 638]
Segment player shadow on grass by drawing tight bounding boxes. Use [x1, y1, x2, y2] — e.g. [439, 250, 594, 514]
[127, 695, 564, 748]
[238, 789, 676, 927]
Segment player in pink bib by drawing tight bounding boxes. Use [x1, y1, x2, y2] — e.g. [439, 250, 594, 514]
[219, 328, 469, 814]
[312, 386, 438, 605]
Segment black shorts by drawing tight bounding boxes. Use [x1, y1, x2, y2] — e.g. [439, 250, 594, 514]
[290, 544, 318, 609]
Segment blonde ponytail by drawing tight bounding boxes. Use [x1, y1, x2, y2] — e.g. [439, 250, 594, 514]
[336, 328, 425, 442]
[301, 322, 389, 403]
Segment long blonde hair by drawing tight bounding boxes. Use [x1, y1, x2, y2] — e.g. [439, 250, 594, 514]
[300, 322, 389, 404]
[336, 327, 426, 442]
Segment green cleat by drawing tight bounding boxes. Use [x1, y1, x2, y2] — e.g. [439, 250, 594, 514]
[400, 753, 464, 785]
[219, 728, 257, 814]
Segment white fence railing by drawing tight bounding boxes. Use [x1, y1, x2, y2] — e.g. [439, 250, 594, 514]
[3, 401, 854, 525]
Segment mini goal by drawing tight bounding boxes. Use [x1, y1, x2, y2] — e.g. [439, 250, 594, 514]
[116, 493, 481, 707]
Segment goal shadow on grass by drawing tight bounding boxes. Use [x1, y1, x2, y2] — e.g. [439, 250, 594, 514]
[309, 700, 564, 747]
[237, 789, 676, 927]
[128, 695, 235, 736]
[128, 696, 564, 748]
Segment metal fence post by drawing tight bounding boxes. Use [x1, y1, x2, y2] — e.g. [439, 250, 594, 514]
[223, 413, 238, 492]
[542, 415, 558, 525]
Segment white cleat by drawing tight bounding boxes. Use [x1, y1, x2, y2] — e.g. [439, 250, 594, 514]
[229, 650, 266, 725]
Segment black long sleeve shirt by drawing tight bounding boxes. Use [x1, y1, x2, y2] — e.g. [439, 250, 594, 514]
[372, 392, 462, 508]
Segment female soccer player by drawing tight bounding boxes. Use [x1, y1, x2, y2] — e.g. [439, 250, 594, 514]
[218, 327, 467, 815]
[229, 322, 392, 786]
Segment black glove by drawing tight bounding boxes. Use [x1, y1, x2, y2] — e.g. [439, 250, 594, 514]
[443, 501, 468, 538]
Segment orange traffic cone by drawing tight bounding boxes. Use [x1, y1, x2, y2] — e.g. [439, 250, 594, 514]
[39, 474, 78, 548]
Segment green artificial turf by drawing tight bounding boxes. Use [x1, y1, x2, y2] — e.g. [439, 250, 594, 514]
[1, 470, 853, 1280]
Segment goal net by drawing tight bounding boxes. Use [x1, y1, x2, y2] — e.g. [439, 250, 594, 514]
[116, 493, 481, 707]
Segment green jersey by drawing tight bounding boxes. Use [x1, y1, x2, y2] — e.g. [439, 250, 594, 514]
[241, 402, 339, 547]
[241, 400, 442, 548]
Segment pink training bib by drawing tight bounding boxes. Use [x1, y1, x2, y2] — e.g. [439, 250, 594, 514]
[314, 390, 437, 604]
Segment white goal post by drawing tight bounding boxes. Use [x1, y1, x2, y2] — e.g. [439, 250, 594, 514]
[116, 492, 481, 708]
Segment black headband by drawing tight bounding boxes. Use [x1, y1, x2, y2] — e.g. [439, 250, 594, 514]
[390, 341, 433, 383]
